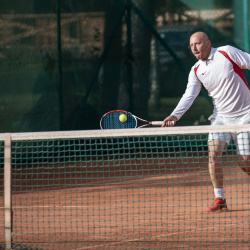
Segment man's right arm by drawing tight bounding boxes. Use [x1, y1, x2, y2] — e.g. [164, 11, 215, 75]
[161, 69, 202, 127]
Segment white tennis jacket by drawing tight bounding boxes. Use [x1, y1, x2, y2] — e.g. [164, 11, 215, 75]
[171, 46, 250, 120]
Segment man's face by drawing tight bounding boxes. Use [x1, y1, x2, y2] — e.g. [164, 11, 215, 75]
[189, 34, 211, 61]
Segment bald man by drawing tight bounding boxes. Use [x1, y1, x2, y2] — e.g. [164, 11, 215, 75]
[162, 32, 250, 212]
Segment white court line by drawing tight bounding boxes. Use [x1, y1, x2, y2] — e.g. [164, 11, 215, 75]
[78, 220, 248, 250]
[1, 203, 250, 209]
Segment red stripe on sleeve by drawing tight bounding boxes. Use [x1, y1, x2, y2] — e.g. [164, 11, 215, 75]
[194, 64, 209, 93]
[194, 64, 200, 77]
[218, 50, 250, 90]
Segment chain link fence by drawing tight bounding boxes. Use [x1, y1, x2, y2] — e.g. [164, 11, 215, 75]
[0, 0, 246, 132]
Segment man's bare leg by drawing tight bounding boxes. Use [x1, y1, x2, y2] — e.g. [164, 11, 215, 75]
[206, 140, 228, 211]
[238, 155, 250, 176]
[208, 140, 227, 188]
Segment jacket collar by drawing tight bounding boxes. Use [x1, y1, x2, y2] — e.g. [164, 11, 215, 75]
[199, 47, 216, 64]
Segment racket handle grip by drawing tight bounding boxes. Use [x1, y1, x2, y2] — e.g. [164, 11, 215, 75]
[150, 121, 163, 126]
[151, 121, 175, 126]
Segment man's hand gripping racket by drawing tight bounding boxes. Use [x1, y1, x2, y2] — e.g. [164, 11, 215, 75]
[100, 110, 175, 129]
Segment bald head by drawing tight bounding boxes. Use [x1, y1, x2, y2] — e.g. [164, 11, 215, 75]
[189, 32, 211, 60]
[190, 32, 209, 42]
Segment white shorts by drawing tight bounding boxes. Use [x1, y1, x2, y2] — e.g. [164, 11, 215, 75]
[208, 112, 250, 155]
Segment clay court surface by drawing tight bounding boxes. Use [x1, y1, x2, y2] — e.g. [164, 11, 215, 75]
[1, 154, 250, 249]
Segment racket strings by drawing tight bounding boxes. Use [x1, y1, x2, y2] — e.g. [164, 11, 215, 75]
[101, 111, 136, 129]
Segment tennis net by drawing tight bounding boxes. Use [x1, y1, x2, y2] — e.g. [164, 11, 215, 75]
[1, 124, 250, 249]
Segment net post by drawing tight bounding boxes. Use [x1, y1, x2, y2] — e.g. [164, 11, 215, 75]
[4, 133, 12, 250]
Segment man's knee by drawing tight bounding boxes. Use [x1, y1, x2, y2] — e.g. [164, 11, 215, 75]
[208, 140, 227, 159]
[239, 155, 250, 173]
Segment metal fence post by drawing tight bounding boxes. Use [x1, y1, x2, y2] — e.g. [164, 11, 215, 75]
[57, 0, 64, 130]
[126, 0, 134, 113]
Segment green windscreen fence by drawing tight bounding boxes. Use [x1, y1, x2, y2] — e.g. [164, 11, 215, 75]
[0, 0, 242, 132]
[1, 124, 250, 249]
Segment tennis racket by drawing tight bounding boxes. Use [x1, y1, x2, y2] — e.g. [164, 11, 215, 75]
[100, 110, 174, 129]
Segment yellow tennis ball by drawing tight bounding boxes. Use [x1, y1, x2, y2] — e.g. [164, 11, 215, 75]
[119, 114, 127, 122]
